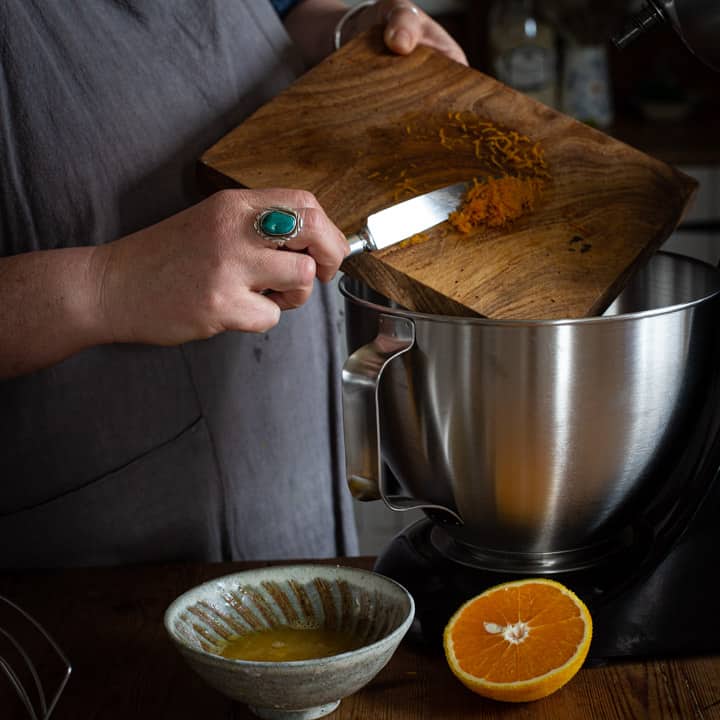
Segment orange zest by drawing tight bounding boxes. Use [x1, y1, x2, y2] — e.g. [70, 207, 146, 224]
[449, 176, 545, 232]
[398, 231, 430, 249]
[379, 112, 551, 240]
[436, 112, 550, 183]
[443, 578, 592, 703]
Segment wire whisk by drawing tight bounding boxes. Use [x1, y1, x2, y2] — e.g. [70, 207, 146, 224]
[0, 595, 71, 720]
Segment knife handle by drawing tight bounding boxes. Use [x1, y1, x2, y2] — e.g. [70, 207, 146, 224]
[346, 228, 375, 257]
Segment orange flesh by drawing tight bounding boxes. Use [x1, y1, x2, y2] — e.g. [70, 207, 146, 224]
[449, 584, 586, 683]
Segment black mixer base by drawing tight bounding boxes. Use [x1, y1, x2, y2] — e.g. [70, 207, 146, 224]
[374, 514, 720, 661]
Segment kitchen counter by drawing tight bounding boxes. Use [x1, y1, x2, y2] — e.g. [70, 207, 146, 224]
[1, 557, 718, 719]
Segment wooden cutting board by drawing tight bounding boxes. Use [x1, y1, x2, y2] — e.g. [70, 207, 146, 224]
[199, 29, 697, 319]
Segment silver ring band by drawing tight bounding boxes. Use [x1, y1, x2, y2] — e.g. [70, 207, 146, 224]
[334, 0, 378, 51]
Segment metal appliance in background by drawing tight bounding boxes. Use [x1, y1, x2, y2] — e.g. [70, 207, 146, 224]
[613, 0, 720, 71]
[340, 252, 720, 659]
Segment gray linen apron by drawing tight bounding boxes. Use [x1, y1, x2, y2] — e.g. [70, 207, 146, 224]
[0, 0, 358, 567]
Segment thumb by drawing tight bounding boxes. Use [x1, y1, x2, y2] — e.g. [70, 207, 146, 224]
[383, 5, 423, 55]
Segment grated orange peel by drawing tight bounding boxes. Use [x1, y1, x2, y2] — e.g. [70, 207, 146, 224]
[443, 578, 592, 703]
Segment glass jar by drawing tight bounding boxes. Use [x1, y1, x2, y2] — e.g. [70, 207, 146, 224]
[562, 42, 614, 128]
[489, 0, 559, 108]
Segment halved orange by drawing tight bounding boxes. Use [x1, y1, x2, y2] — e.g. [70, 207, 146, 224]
[443, 578, 592, 703]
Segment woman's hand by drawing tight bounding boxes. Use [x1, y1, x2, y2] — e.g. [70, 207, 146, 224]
[93, 188, 348, 344]
[285, 0, 468, 67]
[345, 1, 468, 65]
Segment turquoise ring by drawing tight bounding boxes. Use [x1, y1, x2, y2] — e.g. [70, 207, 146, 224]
[253, 207, 302, 247]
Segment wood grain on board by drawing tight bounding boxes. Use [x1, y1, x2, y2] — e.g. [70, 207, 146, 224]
[199, 29, 697, 319]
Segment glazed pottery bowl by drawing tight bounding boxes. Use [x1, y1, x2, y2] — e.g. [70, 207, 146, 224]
[164, 564, 415, 720]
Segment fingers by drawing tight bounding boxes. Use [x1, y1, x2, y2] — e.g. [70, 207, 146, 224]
[198, 248, 315, 334]
[98, 187, 344, 345]
[224, 291, 282, 334]
[383, 3, 422, 55]
[241, 189, 348, 283]
[379, 1, 468, 66]
[206, 188, 346, 326]
[251, 250, 317, 310]
[417, 23, 468, 66]
[282, 207, 348, 282]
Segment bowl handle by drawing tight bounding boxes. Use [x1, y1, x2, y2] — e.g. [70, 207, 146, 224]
[342, 313, 463, 524]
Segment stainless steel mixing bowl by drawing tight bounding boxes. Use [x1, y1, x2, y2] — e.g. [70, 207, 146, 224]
[341, 252, 720, 569]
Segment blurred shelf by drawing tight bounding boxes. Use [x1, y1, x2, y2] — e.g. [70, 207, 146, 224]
[433, 5, 719, 169]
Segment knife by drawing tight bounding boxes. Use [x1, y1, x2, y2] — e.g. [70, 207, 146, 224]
[346, 181, 468, 256]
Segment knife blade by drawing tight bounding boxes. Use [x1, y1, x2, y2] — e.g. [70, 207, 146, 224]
[346, 181, 468, 256]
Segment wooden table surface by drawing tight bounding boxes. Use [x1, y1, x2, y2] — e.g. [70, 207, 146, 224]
[1, 557, 719, 720]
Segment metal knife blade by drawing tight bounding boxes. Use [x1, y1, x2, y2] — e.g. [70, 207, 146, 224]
[346, 181, 468, 256]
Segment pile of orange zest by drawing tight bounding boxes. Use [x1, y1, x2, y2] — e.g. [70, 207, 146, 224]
[367, 112, 551, 243]
[449, 175, 545, 233]
[434, 113, 550, 234]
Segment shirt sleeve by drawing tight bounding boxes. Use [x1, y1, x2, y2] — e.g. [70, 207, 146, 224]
[270, 0, 303, 17]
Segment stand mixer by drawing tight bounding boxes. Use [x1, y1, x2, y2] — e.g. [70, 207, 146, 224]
[612, 0, 720, 72]
[340, 250, 720, 660]
[339, 2, 720, 661]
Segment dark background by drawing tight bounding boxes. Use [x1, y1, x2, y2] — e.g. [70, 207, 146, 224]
[429, 0, 718, 166]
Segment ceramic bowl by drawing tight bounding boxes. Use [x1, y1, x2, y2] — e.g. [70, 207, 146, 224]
[164, 564, 415, 720]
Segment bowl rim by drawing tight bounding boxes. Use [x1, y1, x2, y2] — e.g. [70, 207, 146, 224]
[163, 563, 416, 667]
[339, 251, 720, 327]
